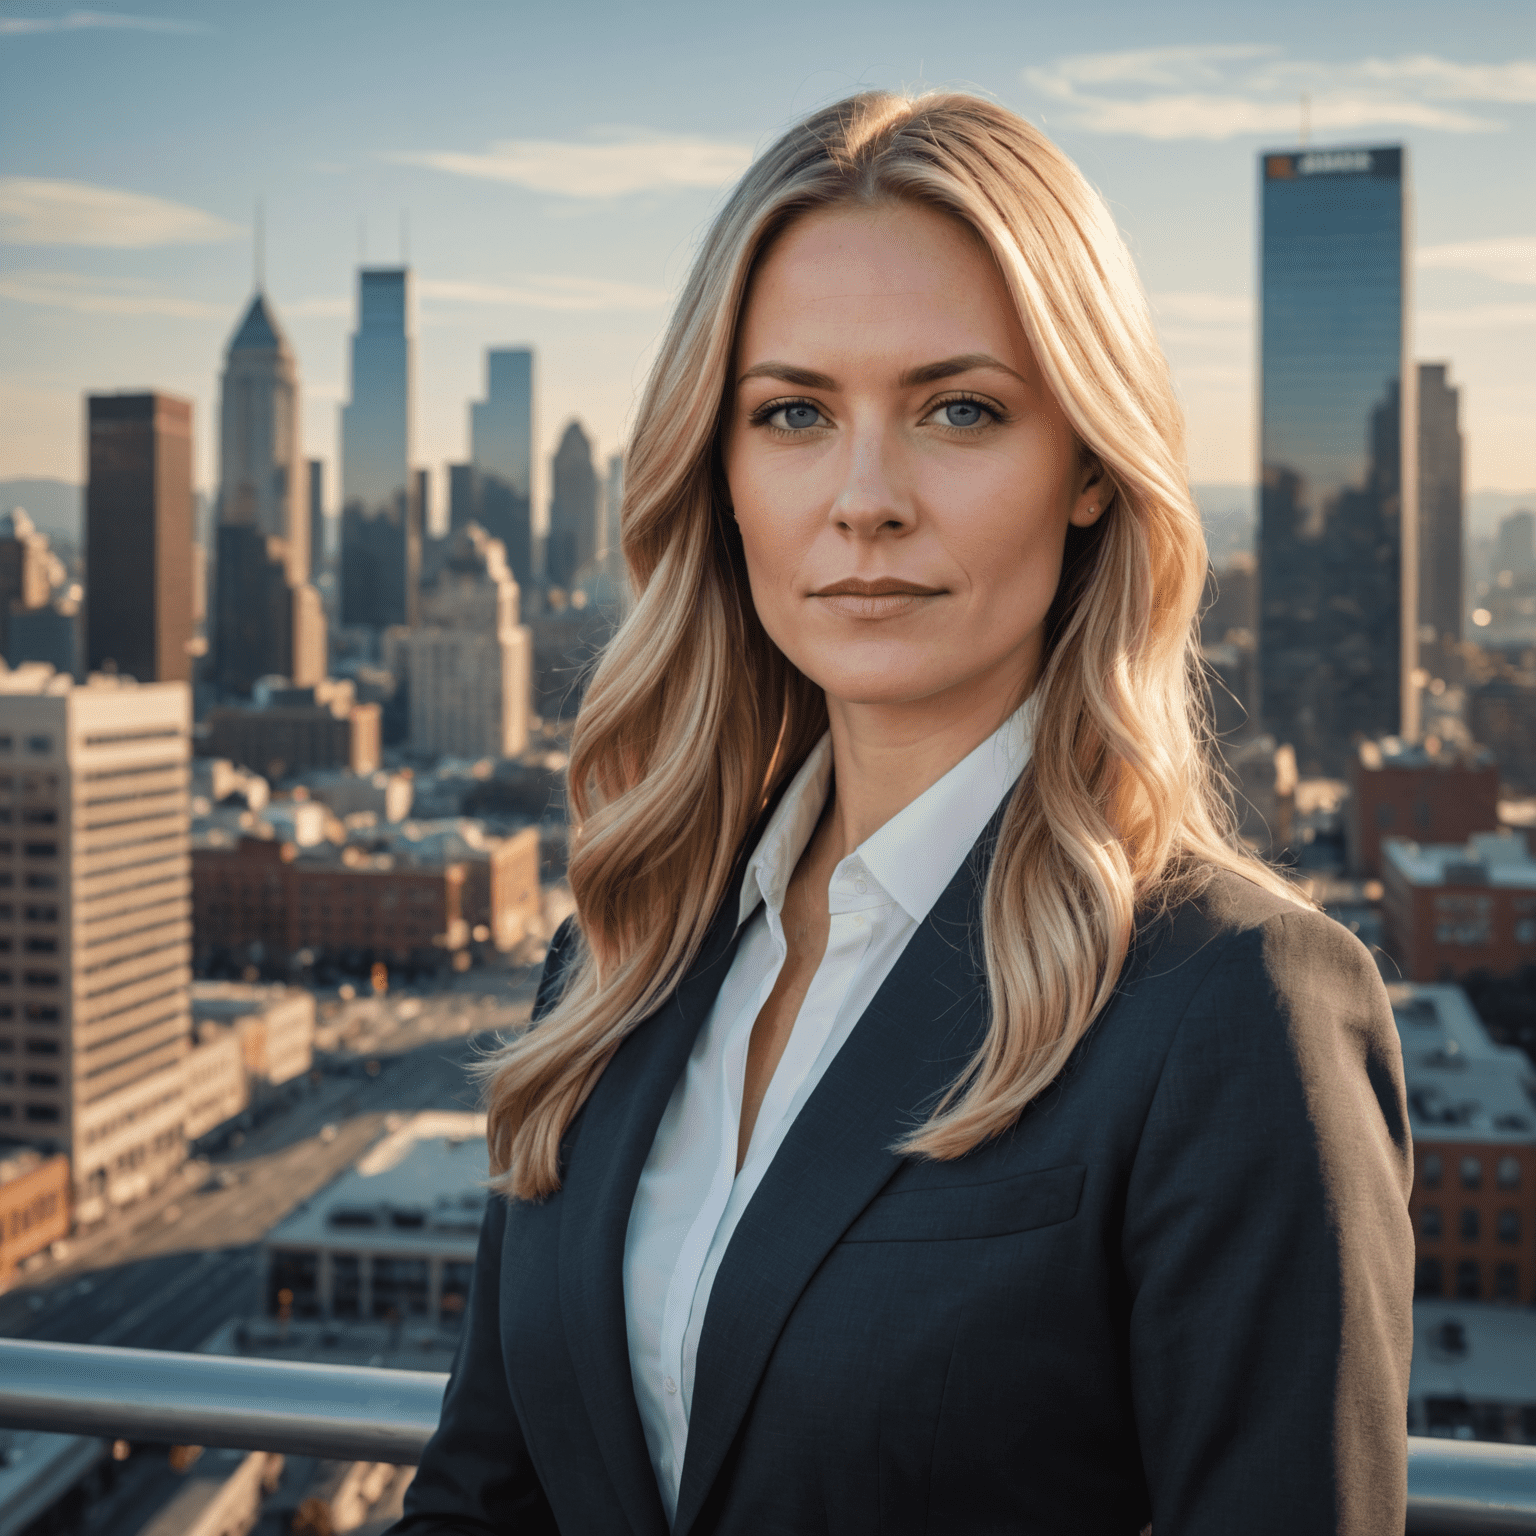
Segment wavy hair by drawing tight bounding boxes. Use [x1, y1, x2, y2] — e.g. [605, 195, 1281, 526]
[480, 90, 1304, 1198]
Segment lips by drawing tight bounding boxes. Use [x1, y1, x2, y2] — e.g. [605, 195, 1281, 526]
[808, 577, 946, 619]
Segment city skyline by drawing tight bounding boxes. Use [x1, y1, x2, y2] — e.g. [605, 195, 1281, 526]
[0, 0, 1531, 509]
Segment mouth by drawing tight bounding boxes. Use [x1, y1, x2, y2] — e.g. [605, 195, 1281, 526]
[808, 577, 947, 619]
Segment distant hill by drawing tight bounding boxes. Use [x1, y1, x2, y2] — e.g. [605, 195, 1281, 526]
[0, 479, 79, 548]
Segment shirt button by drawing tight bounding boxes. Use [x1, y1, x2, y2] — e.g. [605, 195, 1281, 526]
[854, 878, 868, 894]
[664, 1376, 678, 1395]
[853, 914, 864, 926]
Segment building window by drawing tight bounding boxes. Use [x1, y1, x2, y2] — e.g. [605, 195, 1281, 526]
[23, 843, 56, 859]
[23, 1039, 58, 1055]
[1461, 1156, 1483, 1190]
[24, 905, 56, 922]
[1456, 1260, 1481, 1299]
[25, 736, 50, 755]
[24, 1103, 58, 1123]
[1421, 1154, 1443, 1189]
[24, 1005, 59, 1022]
[0, 1102, 11, 1118]
[1499, 1210, 1521, 1244]
[23, 937, 56, 954]
[1420, 1206, 1443, 1239]
[1461, 1208, 1481, 1242]
[1415, 1258, 1444, 1297]
[22, 972, 58, 989]
[1497, 1156, 1521, 1190]
[331, 1255, 361, 1319]
[25, 1071, 58, 1087]
[0, 737, 11, 753]
[23, 874, 56, 891]
[1495, 1263, 1520, 1302]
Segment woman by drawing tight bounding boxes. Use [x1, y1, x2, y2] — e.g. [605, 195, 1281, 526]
[393, 92, 1413, 1536]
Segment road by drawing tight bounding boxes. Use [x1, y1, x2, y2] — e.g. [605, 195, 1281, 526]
[0, 973, 538, 1354]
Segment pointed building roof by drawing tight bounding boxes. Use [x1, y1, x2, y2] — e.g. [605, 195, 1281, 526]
[227, 290, 289, 355]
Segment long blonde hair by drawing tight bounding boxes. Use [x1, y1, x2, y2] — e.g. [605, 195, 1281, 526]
[482, 90, 1301, 1198]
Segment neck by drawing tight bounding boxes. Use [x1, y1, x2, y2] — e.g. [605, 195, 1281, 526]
[821, 675, 1029, 857]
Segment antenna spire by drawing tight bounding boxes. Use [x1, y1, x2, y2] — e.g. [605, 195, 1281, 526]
[254, 197, 266, 290]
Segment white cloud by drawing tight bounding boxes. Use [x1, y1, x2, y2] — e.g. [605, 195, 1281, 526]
[0, 177, 239, 247]
[1418, 301, 1536, 329]
[0, 270, 223, 317]
[391, 129, 753, 199]
[283, 296, 350, 319]
[0, 10, 206, 35]
[1418, 236, 1536, 286]
[419, 275, 671, 311]
[1023, 48, 1531, 140]
[1152, 291, 1253, 325]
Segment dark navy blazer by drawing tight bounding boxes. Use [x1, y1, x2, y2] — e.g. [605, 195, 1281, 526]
[391, 834, 1414, 1535]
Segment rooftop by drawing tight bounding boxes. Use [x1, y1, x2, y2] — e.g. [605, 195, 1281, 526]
[1382, 831, 1536, 890]
[1391, 984, 1536, 1145]
[1359, 736, 1497, 772]
[1412, 1299, 1536, 1407]
[265, 1111, 487, 1256]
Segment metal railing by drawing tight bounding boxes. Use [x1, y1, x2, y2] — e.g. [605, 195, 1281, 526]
[1, 1339, 1534, 1532]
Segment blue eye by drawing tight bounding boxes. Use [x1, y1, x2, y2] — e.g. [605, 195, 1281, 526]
[939, 399, 986, 428]
[772, 402, 823, 430]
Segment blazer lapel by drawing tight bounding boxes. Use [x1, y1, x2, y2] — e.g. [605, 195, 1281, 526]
[556, 870, 754, 1536]
[671, 845, 994, 1536]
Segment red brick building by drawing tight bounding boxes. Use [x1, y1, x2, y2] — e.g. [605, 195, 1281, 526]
[1394, 984, 1536, 1304]
[1348, 738, 1500, 877]
[0, 1145, 70, 1288]
[1382, 832, 1536, 982]
[193, 835, 467, 971]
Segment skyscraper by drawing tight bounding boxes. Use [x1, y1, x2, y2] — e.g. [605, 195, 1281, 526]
[448, 462, 479, 534]
[212, 292, 324, 694]
[1258, 146, 1416, 775]
[470, 349, 535, 588]
[0, 667, 193, 1219]
[601, 450, 624, 562]
[85, 392, 195, 683]
[547, 420, 598, 590]
[308, 458, 326, 575]
[1417, 363, 1464, 648]
[340, 268, 417, 632]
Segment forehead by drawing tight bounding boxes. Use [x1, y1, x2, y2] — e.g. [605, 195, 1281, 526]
[736, 202, 1029, 369]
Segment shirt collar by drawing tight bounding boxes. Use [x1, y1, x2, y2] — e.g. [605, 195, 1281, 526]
[735, 696, 1035, 930]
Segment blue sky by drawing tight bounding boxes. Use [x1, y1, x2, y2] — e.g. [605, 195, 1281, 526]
[1, 0, 1532, 521]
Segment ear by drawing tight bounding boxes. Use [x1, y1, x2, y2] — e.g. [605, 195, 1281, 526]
[1068, 454, 1113, 529]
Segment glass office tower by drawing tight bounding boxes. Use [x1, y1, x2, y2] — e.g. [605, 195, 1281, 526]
[1259, 146, 1415, 775]
[341, 267, 418, 630]
[470, 348, 535, 589]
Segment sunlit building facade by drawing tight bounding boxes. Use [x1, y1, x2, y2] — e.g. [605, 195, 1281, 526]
[1258, 146, 1416, 775]
[470, 348, 535, 589]
[340, 268, 417, 632]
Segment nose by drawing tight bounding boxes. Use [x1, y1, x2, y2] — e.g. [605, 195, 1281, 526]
[830, 419, 913, 538]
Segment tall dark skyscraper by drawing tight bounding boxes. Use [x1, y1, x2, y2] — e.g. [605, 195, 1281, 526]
[470, 348, 535, 588]
[85, 392, 195, 682]
[1258, 145, 1416, 774]
[448, 461, 479, 534]
[340, 267, 417, 632]
[547, 420, 599, 590]
[1417, 363, 1464, 648]
[308, 458, 326, 575]
[212, 292, 324, 694]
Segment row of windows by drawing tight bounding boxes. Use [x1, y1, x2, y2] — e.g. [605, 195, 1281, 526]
[0, 808, 57, 826]
[0, 873, 59, 892]
[0, 842, 59, 859]
[0, 1103, 60, 1123]
[0, 970, 60, 988]
[0, 1070, 60, 1087]
[0, 774, 59, 793]
[1416, 1258, 1521, 1302]
[0, 904, 61, 923]
[0, 735, 56, 755]
[1420, 1153, 1522, 1191]
[0, 1005, 62, 1025]
[0, 1038, 61, 1057]
[1421, 1206, 1523, 1243]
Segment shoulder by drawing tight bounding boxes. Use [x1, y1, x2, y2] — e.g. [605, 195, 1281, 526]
[1113, 865, 1395, 1058]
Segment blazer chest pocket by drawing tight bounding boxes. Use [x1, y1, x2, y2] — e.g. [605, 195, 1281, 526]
[841, 1163, 1086, 1243]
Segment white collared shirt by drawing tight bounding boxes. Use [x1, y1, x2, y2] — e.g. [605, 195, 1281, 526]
[621, 700, 1035, 1523]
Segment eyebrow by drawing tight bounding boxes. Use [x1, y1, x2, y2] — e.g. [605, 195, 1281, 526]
[736, 352, 1025, 390]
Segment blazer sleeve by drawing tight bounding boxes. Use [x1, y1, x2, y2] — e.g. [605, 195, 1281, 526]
[1122, 906, 1414, 1536]
[386, 928, 580, 1534]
